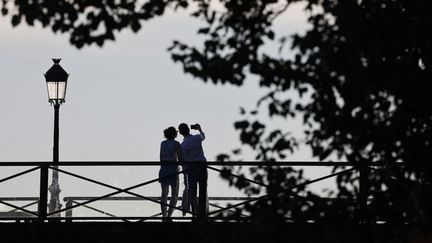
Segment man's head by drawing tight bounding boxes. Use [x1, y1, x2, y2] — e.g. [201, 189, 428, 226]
[178, 123, 190, 137]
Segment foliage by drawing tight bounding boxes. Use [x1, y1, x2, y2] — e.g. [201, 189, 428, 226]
[4, 1, 432, 162]
[2, 0, 431, 232]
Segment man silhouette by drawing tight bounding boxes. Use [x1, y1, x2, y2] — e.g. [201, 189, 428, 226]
[178, 123, 207, 217]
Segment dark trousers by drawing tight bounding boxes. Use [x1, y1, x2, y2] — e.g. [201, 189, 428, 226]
[187, 164, 208, 217]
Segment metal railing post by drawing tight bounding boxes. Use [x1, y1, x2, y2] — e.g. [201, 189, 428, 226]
[65, 198, 73, 222]
[198, 163, 208, 221]
[38, 165, 49, 222]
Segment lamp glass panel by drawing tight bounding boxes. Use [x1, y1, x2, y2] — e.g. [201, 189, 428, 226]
[47, 81, 67, 100]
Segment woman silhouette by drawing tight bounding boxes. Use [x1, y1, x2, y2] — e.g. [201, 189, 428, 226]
[159, 126, 182, 221]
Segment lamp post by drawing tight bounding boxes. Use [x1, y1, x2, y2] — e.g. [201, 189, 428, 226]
[44, 58, 69, 216]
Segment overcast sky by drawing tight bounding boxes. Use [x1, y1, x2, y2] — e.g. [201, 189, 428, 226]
[0, 3, 343, 216]
[0, 3, 313, 162]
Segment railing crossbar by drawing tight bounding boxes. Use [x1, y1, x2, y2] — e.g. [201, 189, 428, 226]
[8, 201, 38, 213]
[0, 197, 39, 201]
[0, 200, 38, 217]
[136, 212, 164, 222]
[71, 200, 129, 222]
[0, 161, 398, 222]
[291, 167, 357, 192]
[48, 166, 194, 216]
[209, 203, 249, 218]
[65, 196, 259, 201]
[207, 167, 357, 216]
[0, 166, 40, 184]
[207, 166, 268, 187]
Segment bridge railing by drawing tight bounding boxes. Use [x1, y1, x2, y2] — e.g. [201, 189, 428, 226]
[0, 161, 394, 222]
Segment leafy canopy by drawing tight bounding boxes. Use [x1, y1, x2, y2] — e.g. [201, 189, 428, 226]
[3, 0, 432, 164]
[2, 0, 432, 228]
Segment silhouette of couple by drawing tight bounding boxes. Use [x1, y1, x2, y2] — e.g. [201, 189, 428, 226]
[159, 123, 207, 221]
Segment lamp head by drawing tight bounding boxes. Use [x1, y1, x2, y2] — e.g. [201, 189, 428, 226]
[44, 58, 69, 104]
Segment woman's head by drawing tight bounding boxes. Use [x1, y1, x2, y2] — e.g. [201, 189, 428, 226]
[163, 126, 177, 140]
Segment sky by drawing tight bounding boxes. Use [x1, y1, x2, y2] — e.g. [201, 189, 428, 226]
[0, 3, 312, 162]
[0, 3, 340, 216]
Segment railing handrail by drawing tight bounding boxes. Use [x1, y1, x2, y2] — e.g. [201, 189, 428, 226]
[0, 161, 405, 166]
[0, 161, 406, 223]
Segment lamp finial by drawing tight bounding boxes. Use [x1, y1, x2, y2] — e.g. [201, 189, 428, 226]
[52, 58, 62, 64]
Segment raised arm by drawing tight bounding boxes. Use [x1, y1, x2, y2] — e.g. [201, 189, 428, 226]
[197, 124, 205, 141]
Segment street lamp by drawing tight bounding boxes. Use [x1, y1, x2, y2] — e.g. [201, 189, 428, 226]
[44, 58, 69, 215]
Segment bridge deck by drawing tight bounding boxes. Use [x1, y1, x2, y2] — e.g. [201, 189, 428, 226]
[1, 221, 411, 243]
